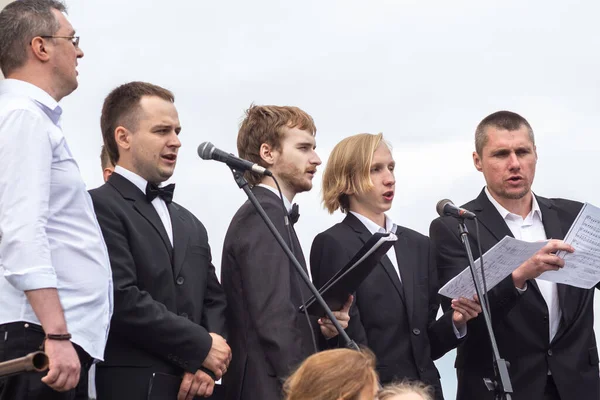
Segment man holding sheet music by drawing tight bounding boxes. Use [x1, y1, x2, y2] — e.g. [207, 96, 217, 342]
[311, 133, 481, 400]
[430, 110, 599, 400]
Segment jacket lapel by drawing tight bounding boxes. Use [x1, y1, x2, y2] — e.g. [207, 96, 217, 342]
[471, 189, 514, 244]
[109, 173, 173, 260]
[253, 186, 309, 274]
[392, 230, 411, 310]
[344, 214, 406, 304]
[169, 203, 189, 278]
[537, 196, 573, 338]
[537, 196, 564, 244]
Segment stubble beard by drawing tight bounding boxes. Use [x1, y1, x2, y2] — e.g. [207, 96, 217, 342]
[133, 155, 174, 185]
[278, 165, 312, 195]
[500, 184, 530, 200]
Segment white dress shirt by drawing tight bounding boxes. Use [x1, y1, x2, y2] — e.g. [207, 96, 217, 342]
[350, 211, 466, 338]
[350, 212, 401, 279]
[258, 184, 293, 212]
[114, 166, 173, 245]
[0, 79, 113, 360]
[484, 187, 561, 342]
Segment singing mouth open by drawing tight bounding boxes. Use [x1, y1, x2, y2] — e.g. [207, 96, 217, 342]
[507, 175, 523, 183]
[161, 153, 177, 163]
[383, 190, 394, 201]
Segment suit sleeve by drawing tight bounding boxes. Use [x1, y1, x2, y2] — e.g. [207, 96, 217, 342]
[229, 202, 308, 380]
[429, 217, 521, 325]
[310, 232, 368, 347]
[91, 193, 213, 373]
[424, 238, 463, 360]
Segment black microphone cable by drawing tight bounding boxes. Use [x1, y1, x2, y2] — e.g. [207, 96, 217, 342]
[474, 219, 492, 321]
[272, 176, 319, 354]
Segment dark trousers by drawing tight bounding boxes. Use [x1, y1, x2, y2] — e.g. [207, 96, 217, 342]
[96, 365, 225, 400]
[543, 375, 561, 400]
[0, 322, 92, 400]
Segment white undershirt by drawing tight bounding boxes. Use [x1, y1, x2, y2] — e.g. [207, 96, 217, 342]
[349, 212, 400, 280]
[485, 188, 561, 342]
[349, 211, 465, 338]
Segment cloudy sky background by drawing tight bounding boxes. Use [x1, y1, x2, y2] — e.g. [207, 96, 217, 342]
[3, 0, 600, 396]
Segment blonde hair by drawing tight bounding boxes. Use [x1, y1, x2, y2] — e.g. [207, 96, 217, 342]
[321, 133, 386, 214]
[377, 380, 434, 400]
[283, 348, 378, 400]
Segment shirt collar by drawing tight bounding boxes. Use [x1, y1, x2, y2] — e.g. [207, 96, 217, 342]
[350, 211, 397, 235]
[484, 186, 542, 222]
[114, 165, 149, 195]
[258, 184, 293, 212]
[0, 79, 62, 125]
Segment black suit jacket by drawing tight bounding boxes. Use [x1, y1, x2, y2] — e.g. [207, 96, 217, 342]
[429, 189, 600, 400]
[311, 213, 462, 400]
[221, 187, 322, 400]
[90, 173, 227, 400]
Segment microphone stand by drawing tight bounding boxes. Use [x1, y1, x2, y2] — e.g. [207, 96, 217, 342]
[230, 167, 360, 352]
[457, 219, 513, 400]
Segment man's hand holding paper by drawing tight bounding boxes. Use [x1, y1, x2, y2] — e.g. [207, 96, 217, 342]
[537, 203, 600, 288]
[512, 239, 575, 289]
[450, 295, 482, 329]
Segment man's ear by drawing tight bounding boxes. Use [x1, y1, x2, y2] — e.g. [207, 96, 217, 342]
[103, 168, 114, 183]
[30, 37, 51, 62]
[473, 151, 483, 172]
[115, 126, 131, 152]
[259, 143, 276, 167]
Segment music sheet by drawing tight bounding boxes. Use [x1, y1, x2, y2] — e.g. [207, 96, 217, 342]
[538, 203, 600, 288]
[439, 236, 547, 298]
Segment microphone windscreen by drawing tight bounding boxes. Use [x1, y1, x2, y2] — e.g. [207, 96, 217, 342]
[197, 142, 214, 160]
[436, 199, 453, 217]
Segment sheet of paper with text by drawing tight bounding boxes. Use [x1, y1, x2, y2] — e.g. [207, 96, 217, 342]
[538, 202, 600, 288]
[439, 236, 547, 298]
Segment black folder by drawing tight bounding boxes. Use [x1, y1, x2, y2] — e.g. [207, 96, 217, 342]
[299, 231, 397, 317]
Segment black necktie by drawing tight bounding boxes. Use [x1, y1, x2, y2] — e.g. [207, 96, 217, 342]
[288, 203, 300, 225]
[145, 182, 175, 204]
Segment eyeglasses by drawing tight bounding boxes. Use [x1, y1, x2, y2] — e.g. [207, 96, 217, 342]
[39, 36, 80, 47]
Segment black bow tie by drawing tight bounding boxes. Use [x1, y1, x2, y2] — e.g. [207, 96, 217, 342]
[146, 182, 175, 204]
[288, 203, 300, 225]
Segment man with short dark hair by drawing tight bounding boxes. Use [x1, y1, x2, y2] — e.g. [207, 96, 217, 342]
[91, 81, 230, 400]
[0, 1, 113, 399]
[430, 110, 599, 400]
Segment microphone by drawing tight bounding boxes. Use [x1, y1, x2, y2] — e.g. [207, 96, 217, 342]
[198, 142, 272, 176]
[436, 199, 476, 220]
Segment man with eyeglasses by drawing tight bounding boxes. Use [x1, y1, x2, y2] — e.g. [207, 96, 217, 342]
[0, 1, 113, 400]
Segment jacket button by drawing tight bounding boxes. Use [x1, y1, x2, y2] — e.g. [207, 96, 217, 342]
[547, 349, 553, 356]
[176, 276, 185, 285]
[412, 328, 421, 336]
[419, 367, 425, 373]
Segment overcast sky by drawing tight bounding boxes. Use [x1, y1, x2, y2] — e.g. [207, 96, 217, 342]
[3, 0, 600, 396]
